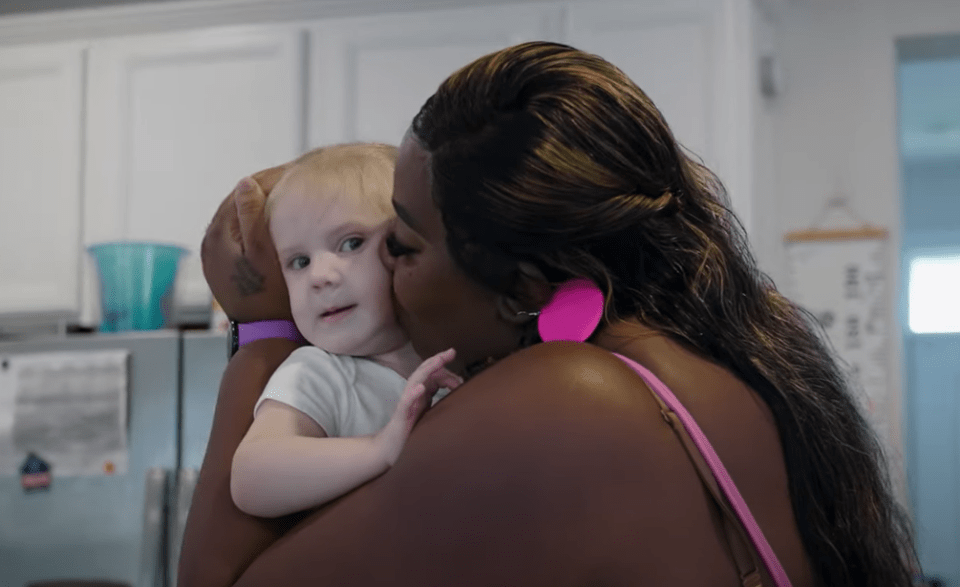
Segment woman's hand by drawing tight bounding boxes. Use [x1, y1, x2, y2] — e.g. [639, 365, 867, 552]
[373, 348, 463, 467]
[200, 164, 294, 323]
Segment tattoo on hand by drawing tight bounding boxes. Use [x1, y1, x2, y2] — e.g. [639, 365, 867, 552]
[231, 256, 265, 297]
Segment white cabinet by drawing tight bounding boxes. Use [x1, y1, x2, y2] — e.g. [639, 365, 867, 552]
[565, 0, 764, 236]
[82, 26, 307, 324]
[0, 43, 84, 323]
[307, 0, 765, 236]
[308, 4, 564, 148]
[0, 0, 773, 327]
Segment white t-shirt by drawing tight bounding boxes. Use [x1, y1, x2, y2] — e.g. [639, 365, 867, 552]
[253, 346, 448, 437]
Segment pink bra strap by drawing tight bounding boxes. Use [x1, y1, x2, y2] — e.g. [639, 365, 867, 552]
[613, 353, 793, 587]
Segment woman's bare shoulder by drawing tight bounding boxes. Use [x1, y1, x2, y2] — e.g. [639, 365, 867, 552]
[412, 341, 741, 581]
[412, 340, 693, 500]
[467, 341, 654, 413]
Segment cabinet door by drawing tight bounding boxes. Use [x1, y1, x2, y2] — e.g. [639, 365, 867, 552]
[308, 4, 563, 148]
[83, 26, 306, 325]
[565, 0, 757, 233]
[0, 44, 84, 322]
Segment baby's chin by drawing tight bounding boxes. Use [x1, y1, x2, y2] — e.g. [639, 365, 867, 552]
[312, 335, 411, 359]
[366, 336, 417, 359]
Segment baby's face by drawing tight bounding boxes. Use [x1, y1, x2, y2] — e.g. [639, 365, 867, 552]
[269, 181, 407, 357]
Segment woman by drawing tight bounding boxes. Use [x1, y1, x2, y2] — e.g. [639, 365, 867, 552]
[180, 42, 916, 586]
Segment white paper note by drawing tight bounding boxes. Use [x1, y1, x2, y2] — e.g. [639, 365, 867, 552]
[0, 350, 129, 477]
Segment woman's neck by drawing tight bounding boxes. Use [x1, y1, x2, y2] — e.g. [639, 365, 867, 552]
[591, 317, 664, 357]
[368, 341, 423, 379]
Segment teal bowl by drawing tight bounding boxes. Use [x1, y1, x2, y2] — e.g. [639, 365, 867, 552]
[88, 241, 188, 332]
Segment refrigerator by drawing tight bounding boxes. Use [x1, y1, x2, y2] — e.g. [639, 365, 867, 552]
[0, 330, 229, 587]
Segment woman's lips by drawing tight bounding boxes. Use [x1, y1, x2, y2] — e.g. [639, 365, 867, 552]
[321, 305, 356, 322]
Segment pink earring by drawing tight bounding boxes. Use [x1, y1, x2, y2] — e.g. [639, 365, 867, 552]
[537, 278, 604, 343]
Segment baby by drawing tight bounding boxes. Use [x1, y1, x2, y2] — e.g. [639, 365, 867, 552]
[230, 143, 461, 518]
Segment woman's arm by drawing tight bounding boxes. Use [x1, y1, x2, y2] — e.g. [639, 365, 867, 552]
[177, 339, 306, 587]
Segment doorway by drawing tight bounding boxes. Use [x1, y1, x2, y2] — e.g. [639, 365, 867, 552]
[897, 33, 960, 587]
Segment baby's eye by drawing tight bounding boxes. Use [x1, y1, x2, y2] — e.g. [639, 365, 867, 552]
[339, 237, 364, 252]
[288, 255, 309, 270]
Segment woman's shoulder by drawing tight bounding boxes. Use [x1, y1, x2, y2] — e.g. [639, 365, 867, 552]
[432, 341, 677, 467]
[383, 341, 740, 583]
[476, 341, 650, 408]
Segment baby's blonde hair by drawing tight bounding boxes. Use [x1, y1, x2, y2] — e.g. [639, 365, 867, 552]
[266, 142, 398, 222]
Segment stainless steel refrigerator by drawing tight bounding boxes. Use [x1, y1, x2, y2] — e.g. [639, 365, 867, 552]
[0, 330, 228, 587]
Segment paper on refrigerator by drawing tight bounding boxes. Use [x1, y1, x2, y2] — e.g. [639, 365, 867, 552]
[0, 350, 129, 476]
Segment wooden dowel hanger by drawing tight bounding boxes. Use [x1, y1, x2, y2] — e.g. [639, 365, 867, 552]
[784, 192, 888, 243]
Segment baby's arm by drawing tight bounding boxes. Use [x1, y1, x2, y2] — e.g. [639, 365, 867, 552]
[373, 348, 462, 467]
[230, 400, 387, 518]
[230, 348, 461, 518]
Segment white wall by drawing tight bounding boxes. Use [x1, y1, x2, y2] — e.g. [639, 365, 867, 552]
[770, 0, 960, 504]
[771, 0, 960, 278]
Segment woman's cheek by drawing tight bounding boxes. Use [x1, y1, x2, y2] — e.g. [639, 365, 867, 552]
[391, 264, 412, 306]
[391, 266, 420, 331]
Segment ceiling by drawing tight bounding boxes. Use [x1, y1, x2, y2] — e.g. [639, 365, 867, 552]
[0, 0, 512, 16]
[0, 0, 175, 16]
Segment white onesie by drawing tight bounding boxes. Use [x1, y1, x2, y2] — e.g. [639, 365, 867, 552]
[254, 346, 447, 437]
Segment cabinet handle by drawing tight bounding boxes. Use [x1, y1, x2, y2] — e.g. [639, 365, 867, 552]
[138, 467, 168, 587]
[167, 467, 199, 587]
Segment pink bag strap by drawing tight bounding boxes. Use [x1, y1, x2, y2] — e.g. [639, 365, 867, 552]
[612, 353, 793, 587]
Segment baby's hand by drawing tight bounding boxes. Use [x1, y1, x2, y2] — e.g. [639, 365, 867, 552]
[374, 348, 463, 467]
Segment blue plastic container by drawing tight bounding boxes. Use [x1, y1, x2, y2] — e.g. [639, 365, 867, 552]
[88, 241, 188, 332]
